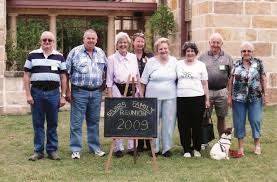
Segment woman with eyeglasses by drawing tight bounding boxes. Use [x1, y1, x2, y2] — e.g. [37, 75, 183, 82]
[140, 37, 177, 157]
[176, 42, 209, 158]
[106, 32, 140, 158]
[132, 32, 154, 152]
[228, 41, 267, 157]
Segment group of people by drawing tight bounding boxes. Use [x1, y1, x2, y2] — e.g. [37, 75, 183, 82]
[23, 29, 266, 161]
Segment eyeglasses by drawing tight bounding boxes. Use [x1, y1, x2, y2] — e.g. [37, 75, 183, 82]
[241, 50, 252, 53]
[42, 38, 53, 43]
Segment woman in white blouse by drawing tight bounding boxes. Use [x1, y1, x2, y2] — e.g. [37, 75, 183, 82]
[140, 37, 177, 157]
[176, 42, 210, 158]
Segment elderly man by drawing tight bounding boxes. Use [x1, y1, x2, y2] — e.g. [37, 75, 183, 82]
[23, 31, 67, 161]
[199, 33, 233, 140]
[66, 29, 107, 159]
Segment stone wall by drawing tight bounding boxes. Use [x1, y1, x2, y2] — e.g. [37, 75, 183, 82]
[191, 0, 277, 104]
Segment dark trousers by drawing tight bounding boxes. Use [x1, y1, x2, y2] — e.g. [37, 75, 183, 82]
[177, 96, 205, 153]
[137, 139, 151, 151]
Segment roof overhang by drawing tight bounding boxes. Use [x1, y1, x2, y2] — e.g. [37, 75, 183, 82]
[7, 0, 157, 13]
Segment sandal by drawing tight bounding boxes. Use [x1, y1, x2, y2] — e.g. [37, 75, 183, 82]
[229, 149, 244, 158]
[254, 146, 261, 155]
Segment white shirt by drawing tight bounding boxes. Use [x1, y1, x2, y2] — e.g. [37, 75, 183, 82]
[141, 56, 177, 100]
[176, 59, 208, 97]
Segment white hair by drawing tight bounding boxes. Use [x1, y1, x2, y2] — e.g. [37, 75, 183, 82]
[240, 41, 254, 51]
[115, 32, 131, 45]
[209, 32, 223, 42]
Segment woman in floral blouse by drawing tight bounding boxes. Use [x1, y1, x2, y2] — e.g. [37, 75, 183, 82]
[228, 41, 267, 157]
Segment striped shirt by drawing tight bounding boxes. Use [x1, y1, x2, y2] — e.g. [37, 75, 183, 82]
[24, 48, 66, 83]
[66, 45, 107, 88]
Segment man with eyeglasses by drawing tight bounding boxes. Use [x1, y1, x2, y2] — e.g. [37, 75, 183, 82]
[199, 33, 233, 148]
[65, 29, 107, 159]
[23, 31, 67, 161]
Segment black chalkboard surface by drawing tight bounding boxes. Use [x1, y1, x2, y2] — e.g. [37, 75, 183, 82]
[104, 97, 158, 138]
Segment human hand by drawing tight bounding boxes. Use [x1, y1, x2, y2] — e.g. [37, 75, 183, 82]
[65, 91, 71, 103]
[60, 96, 66, 107]
[26, 95, 34, 105]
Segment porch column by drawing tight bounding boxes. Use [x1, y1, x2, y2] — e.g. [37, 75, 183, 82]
[49, 14, 57, 49]
[107, 16, 115, 56]
[8, 13, 18, 46]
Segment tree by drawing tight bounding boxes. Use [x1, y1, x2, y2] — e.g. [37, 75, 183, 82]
[149, 5, 176, 38]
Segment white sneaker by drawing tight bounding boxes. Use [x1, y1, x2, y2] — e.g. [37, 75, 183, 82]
[193, 150, 201, 157]
[183, 152, 191, 158]
[201, 143, 209, 150]
[71, 152, 80, 159]
[94, 150, 105, 157]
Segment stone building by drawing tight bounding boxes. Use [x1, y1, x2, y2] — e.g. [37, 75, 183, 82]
[0, 0, 277, 114]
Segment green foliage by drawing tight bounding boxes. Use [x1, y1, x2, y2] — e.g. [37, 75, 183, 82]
[150, 5, 176, 38]
[5, 36, 27, 71]
[6, 16, 49, 71]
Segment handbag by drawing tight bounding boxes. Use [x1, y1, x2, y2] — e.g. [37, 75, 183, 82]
[201, 108, 215, 144]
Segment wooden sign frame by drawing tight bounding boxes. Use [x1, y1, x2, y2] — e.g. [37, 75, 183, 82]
[104, 75, 158, 173]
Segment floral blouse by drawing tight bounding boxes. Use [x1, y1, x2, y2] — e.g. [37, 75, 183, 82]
[231, 57, 265, 103]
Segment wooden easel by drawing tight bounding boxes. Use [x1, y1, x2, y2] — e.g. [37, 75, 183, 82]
[105, 75, 158, 173]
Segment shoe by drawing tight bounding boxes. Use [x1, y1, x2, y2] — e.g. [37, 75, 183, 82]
[127, 150, 140, 156]
[193, 150, 201, 157]
[254, 146, 261, 155]
[94, 150, 105, 157]
[28, 152, 44, 161]
[229, 149, 244, 158]
[162, 151, 172, 157]
[48, 151, 61, 160]
[71, 152, 80, 159]
[183, 152, 191, 158]
[114, 151, 124, 158]
[137, 147, 144, 152]
[149, 151, 161, 157]
[201, 143, 209, 150]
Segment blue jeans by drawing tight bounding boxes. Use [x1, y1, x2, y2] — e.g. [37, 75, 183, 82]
[154, 98, 177, 154]
[70, 87, 102, 153]
[31, 87, 60, 155]
[232, 98, 263, 139]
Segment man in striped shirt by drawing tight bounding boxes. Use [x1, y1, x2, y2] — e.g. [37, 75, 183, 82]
[23, 31, 67, 161]
[66, 29, 107, 159]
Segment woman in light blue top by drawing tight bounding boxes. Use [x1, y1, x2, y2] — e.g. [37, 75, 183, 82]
[140, 37, 177, 157]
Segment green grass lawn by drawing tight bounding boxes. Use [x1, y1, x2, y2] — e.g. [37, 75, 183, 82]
[0, 106, 276, 182]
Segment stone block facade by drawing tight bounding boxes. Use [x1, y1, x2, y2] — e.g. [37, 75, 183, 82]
[191, 0, 277, 104]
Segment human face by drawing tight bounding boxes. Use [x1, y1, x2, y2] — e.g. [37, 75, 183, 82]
[185, 48, 196, 62]
[40, 32, 54, 51]
[83, 32, 97, 51]
[241, 46, 253, 61]
[209, 37, 223, 55]
[133, 36, 145, 52]
[117, 37, 129, 55]
[157, 42, 169, 60]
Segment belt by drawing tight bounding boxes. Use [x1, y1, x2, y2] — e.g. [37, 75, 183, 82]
[72, 84, 100, 91]
[32, 83, 59, 91]
[210, 87, 226, 91]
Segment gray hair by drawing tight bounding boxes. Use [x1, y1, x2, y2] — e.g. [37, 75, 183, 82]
[209, 32, 223, 42]
[83, 29, 97, 38]
[240, 41, 254, 51]
[115, 32, 131, 45]
[40, 31, 55, 41]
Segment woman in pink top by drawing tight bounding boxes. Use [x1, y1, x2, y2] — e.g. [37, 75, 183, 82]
[106, 32, 140, 158]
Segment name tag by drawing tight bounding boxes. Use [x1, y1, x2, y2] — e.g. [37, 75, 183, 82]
[51, 65, 58, 71]
[80, 57, 88, 63]
[219, 65, 225, 70]
[252, 63, 257, 68]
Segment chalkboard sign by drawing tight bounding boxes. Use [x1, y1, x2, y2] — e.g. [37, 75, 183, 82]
[104, 97, 158, 138]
